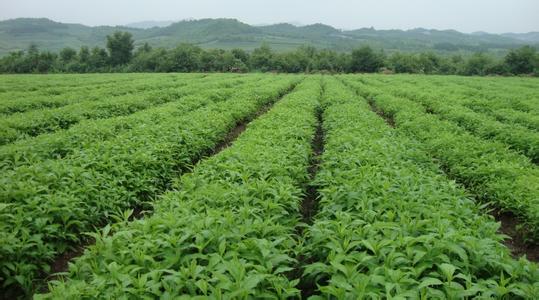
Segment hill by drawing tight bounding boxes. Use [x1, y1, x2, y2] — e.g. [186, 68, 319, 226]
[0, 18, 537, 56]
[125, 20, 175, 29]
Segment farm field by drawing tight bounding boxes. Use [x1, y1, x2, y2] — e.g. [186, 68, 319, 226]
[0, 73, 538, 298]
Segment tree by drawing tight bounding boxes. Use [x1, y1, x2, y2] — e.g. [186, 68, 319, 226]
[275, 51, 310, 73]
[294, 46, 316, 72]
[463, 53, 493, 76]
[89, 47, 109, 71]
[200, 49, 225, 72]
[131, 48, 170, 72]
[137, 43, 153, 54]
[25, 44, 40, 72]
[79, 46, 90, 64]
[106, 31, 134, 66]
[36, 51, 57, 73]
[504, 45, 537, 75]
[59, 47, 77, 63]
[417, 52, 441, 74]
[221, 52, 248, 72]
[0, 51, 25, 73]
[250, 43, 274, 71]
[163, 44, 202, 72]
[388, 53, 419, 73]
[27, 44, 39, 57]
[313, 49, 338, 72]
[349, 46, 384, 73]
[231, 48, 250, 64]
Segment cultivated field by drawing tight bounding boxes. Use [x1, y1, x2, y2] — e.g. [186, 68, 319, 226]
[0, 73, 538, 298]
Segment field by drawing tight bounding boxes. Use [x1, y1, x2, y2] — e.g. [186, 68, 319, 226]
[0, 73, 538, 298]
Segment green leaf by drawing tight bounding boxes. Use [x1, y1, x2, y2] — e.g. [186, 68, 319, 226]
[439, 263, 456, 281]
[418, 277, 443, 289]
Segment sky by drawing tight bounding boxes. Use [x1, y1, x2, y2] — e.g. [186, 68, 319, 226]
[1, 0, 538, 33]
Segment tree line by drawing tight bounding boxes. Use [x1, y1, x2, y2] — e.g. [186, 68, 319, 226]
[1, 31, 538, 76]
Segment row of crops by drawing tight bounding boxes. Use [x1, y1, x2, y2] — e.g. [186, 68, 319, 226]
[0, 73, 302, 295]
[0, 74, 254, 145]
[1, 73, 538, 298]
[342, 75, 539, 242]
[303, 77, 538, 298]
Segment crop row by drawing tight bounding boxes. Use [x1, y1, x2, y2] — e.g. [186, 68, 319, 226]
[0, 75, 130, 95]
[0, 76, 279, 173]
[408, 77, 539, 132]
[397, 75, 539, 114]
[424, 78, 539, 132]
[301, 77, 539, 298]
[0, 75, 256, 145]
[0, 73, 153, 91]
[362, 77, 539, 163]
[0, 75, 301, 293]
[341, 76, 539, 242]
[463, 106, 539, 132]
[0, 74, 210, 114]
[412, 76, 539, 131]
[0, 73, 204, 99]
[36, 77, 322, 298]
[446, 76, 539, 105]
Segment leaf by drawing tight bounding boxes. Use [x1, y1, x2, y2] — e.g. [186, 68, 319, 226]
[218, 240, 226, 256]
[439, 263, 456, 281]
[242, 274, 266, 290]
[0, 203, 11, 212]
[418, 277, 443, 289]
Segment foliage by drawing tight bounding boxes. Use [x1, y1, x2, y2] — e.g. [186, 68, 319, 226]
[106, 31, 134, 66]
[1, 18, 537, 56]
[362, 76, 539, 162]
[301, 77, 539, 298]
[0, 74, 300, 294]
[349, 46, 385, 72]
[344, 75, 539, 242]
[462, 53, 494, 75]
[1, 31, 537, 76]
[1, 73, 538, 298]
[505, 46, 538, 75]
[37, 77, 321, 298]
[250, 43, 275, 72]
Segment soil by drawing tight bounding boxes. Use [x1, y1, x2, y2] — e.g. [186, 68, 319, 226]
[493, 210, 539, 262]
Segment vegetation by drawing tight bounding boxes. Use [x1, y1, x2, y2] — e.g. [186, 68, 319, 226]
[106, 31, 135, 66]
[359, 76, 539, 163]
[1, 33, 538, 76]
[1, 18, 538, 56]
[36, 77, 321, 299]
[0, 74, 300, 293]
[0, 73, 538, 298]
[343, 75, 539, 242]
[1, 20, 539, 76]
[302, 77, 539, 298]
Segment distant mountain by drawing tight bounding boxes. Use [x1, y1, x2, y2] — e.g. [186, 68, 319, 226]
[502, 32, 539, 43]
[0, 18, 141, 55]
[0, 18, 537, 56]
[126, 20, 175, 29]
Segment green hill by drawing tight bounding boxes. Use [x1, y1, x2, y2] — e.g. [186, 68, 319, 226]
[0, 18, 537, 56]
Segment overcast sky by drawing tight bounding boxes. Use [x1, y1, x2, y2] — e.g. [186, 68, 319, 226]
[1, 0, 538, 33]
